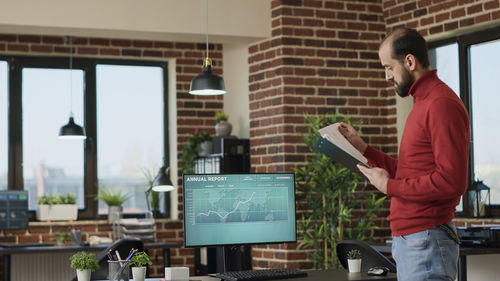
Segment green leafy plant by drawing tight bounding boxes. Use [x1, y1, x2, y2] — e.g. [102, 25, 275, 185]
[95, 185, 131, 206]
[347, 249, 361, 260]
[54, 231, 69, 244]
[200, 131, 212, 141]
[142, 168, 160, 212]
[69, 251, 99, 271]
[129, 249, 152, 267]
[215, 111, 228, 123]
[37, 193, 76, 205]
[180, 131, 212, 173]
[294, 113, 386, 270]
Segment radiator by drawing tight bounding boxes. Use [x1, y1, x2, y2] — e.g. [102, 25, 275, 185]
[11, 251, 99, 281]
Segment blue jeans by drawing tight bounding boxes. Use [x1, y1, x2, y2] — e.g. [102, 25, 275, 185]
[392, 223, 458, 281]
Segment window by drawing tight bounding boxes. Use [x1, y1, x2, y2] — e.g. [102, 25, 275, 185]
[22, 68, 85, 210]
[428, 43, 460, 96]
[1, 56, 169, 218]
[96, 65, 164, 214]
[0, 61, 7, 190]
[428, 43, 462, 212]
[470, 39, 500, 206]
[428, 27, 500, 216]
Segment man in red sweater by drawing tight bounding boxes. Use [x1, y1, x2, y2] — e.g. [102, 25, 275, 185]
[339, 28, 470, 281]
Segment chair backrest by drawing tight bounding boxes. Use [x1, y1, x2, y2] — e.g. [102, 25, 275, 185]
[72, 237, 144, 281]
[336, 240, 396, 273]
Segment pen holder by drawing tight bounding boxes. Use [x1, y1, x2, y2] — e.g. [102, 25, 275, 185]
[108, 260, 130, 281]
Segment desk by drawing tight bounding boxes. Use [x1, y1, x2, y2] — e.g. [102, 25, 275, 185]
[96, 270, 396, 281]
[372, 244, 500, 281]
[0, 241, 179, 281]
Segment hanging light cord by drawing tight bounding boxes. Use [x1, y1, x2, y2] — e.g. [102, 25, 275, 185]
[205, 0, 209, 59]
[68, 36, 74, 116]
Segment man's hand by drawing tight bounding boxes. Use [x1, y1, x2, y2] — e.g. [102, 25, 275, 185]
[337, 122, 368, 154]
[357, 164, 389, 194]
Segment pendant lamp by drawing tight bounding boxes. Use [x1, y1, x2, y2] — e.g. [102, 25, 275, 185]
[59, 36, 86, 140]
[189, 0, 226, 96]
[145, 164, 175, 211]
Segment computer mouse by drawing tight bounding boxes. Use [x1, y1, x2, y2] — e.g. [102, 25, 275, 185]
[367, 266, 389, 276]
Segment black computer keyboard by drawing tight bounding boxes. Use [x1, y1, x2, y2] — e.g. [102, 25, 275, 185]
[216, 269, 307, 281]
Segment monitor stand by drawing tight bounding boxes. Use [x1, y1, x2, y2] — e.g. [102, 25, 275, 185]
[216, 245, 252, 273]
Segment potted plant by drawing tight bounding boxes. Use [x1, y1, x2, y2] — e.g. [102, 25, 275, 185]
[129, 249, 152, 281]
[142, 168, 161, 217]
[54, 230, 69, 246]
[70, 251, 99, 281]
[214, 111, 232, 136]
[294, 113, 385, 269]
[95, 185, 131, 223]
[347, 249, 362, 273]
[36, 193, 77, 221]
[180, 131, 212, 173]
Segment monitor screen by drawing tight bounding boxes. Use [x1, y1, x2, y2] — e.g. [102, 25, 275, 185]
[183, 173, 296, 247]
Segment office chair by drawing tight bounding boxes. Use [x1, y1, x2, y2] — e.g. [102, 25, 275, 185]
[336, 240, 396, 273]
[71, 237, 144, 281]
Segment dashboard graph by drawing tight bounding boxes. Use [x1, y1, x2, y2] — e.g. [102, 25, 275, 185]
[183, 173, 296, 247]
[190, 187, 289, 224]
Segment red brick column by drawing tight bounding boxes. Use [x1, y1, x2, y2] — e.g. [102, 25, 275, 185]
[248, 0, 389, 269]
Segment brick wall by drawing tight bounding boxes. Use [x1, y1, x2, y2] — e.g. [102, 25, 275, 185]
[0, 33, 225, 278]
[248, 0, 500, 270]
[383, 0, 500, 35]
[248, 0, 390, 270]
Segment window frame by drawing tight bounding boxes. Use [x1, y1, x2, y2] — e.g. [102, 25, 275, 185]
[1, 55, 170, 220]
[428, 26, 500, 217]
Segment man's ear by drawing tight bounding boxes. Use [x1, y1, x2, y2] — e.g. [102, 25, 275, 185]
[404, 54, 417, 71]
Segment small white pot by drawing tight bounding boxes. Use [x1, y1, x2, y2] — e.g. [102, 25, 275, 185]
[348, 259, 362, 273]
[76, 269, 91, 281]
[108, 205, 122, 223]
[132, 266, 147, 281]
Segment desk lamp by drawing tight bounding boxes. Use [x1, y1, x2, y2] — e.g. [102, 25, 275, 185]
[145, 165, 175, 212]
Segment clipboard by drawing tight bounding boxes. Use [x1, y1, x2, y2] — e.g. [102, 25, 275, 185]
[314, 136, 370, 179]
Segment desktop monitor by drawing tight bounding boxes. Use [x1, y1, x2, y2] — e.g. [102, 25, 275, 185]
[183, 173, 296, 248]
[0, 190, 29, 230]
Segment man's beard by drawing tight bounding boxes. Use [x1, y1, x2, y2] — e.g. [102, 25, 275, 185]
[394, 68, 414, 98]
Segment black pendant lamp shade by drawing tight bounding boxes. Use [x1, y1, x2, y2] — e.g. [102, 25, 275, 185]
[151, 166, 175, 192]
[59, 114, 86, 140]
[189, 58, 226, 95]
[59, 36, 86, 140]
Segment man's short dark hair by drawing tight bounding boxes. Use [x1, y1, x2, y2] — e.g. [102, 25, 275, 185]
[384, 27, 430, 68]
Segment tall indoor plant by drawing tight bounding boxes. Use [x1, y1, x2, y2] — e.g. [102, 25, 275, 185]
[294, 113, 386, 269]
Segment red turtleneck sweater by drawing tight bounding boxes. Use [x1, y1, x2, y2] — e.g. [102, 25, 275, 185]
[364, 70, 470, 236]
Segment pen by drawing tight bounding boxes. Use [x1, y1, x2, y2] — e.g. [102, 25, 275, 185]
[115, 250, 123, 266]
[107, 250, 114, 261]
[111, 250, 136, 280]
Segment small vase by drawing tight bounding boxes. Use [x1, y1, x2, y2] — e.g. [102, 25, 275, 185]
[199, 140, 213, 156]
[348, 259, 362, 273]
[132, 267, 147, 281]
[76, 269, 91, 281]
[215, 121, 232, 136]
[108, 205, 122, 223]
